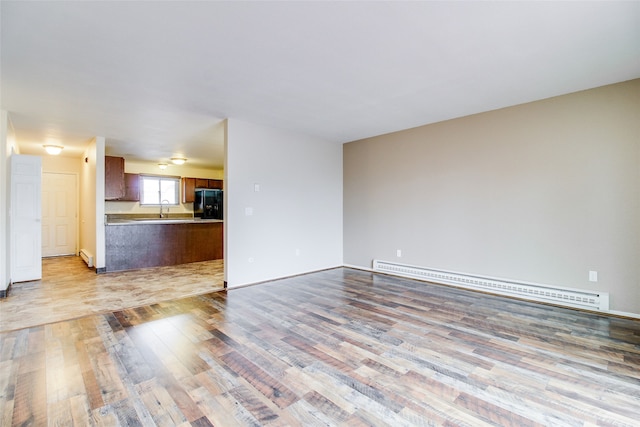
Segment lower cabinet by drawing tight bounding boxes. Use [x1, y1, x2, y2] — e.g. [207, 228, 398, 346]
[105, 222, 223, 272]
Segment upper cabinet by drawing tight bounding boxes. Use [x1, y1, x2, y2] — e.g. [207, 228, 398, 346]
[105, 156, 139, 201]
[121, 173, 140, 202]
[195, 178, 208, 189]
[182, 177, 196, 203]
[107, 159, 221, 203]
[208, 179, 223, 189]
[105, 156, 125, 200]
[195, 178, 223, 189]
[182, 177, 223, 203]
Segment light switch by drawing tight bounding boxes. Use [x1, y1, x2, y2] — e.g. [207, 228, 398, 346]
[245, 207, 253, 216]
[589, 271, 598, 282]
[254, 183, 260, 192]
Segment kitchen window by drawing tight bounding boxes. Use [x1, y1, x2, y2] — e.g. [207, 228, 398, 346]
[139, 175, 180, 205]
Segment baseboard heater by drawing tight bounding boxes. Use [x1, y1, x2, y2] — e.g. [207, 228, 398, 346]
[80, 249, 94, 268]
[373, 260, 609, 311]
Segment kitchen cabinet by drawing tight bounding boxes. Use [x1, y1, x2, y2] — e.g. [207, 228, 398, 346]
[194, 178, 223, 189]
[182, 177, 224, 203]
[208, 179, 223, 189]
[183, 177, 223, 203]
[121, 173, 140, 201]
[105, 221, 223, 272]
[105, 156, 125, 200]
[195, 178, 209, 189]
[182, 177, 196, 203]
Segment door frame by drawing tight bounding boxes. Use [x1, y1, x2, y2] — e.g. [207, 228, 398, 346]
[42, 171, 80, 258]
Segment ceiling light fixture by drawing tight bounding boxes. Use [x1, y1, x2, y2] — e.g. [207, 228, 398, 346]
[44, 145, 64, 155]
[158, 163, 168, 170]
[171, 157, 186, 165]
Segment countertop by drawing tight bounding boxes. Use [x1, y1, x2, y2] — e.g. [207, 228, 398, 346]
[106, 218, 223, 225]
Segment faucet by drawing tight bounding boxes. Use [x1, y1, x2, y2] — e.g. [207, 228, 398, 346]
[160, 200, 170, 218]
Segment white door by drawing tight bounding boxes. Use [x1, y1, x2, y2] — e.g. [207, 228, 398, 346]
[10, 154, 42, 282]
[42, 173, 77, 257]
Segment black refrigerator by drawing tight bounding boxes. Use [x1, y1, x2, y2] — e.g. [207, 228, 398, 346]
[194, 189, 223, 220]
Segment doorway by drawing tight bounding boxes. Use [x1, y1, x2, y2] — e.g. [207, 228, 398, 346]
[42, 172, 78, 257]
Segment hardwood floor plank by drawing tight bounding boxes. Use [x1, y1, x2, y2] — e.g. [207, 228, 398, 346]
[454, 391, 544, 427]
[1, 265, 640, 425]
[68, 394, 92, 426]
[74, 339, 105, 411]
[227, 384, 282, 424]
[0, 256, 224, 332]
[283, 366, 358, 414]
[12, 369, 47, 426]
[283, 399, 339, 426]
[220, 350, 299, 409]
[47, 399, 73, 427]
[136, 377, 190, 426]
[126, 324, 206, 422]
[303, 390, 351, 423]
[190, 415, 216, 427]
[190, 385, 261, 427]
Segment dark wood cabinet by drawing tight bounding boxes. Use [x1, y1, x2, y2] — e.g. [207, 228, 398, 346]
[195, 178, 209, 188]
[183, 177, 223, 203]
[208, 179, 223, 189]
[106, 222, 223, 272]
[182, 177, 196, 203]
[194, 178, 223, 189]
[105, 156, 125, 200]
[121, 173, 140, 201]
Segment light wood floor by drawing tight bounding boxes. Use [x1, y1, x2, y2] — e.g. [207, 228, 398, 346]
[1, 266, 639, 426]
[0, 256, 224, 332]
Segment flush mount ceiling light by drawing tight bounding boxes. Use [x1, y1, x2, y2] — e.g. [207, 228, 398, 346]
[171, 157, 186, 165]
[158, 163, 168, 170]
[43, 145, 64, 155]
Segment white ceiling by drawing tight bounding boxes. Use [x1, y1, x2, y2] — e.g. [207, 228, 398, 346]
[2, 1, 639, 170]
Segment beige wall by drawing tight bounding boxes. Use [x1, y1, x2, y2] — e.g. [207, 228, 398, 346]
[79, 139, 98, 268]
[41, 154, 82, 174]
[344, 79, 640, 315]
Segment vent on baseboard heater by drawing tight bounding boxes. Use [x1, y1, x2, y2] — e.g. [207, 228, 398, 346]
[373, 260, 609, 311]
[80, 249, 94, 268]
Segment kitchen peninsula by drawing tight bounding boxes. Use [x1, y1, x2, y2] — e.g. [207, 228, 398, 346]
[105, 216, 223, 272]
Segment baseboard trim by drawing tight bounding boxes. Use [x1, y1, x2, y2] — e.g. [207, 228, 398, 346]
[225, 265, 343, 290]
[95, 267, 106, 274]
[341, 264, 640, 321]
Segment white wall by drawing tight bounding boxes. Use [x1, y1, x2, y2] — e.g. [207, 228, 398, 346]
[225, 119, 343, 287]
[0, 111, 12, 292]
[344, 80, 640, 315]
[0, 112, 21, 292]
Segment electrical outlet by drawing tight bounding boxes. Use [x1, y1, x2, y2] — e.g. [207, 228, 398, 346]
[589, 271, 598, 282]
